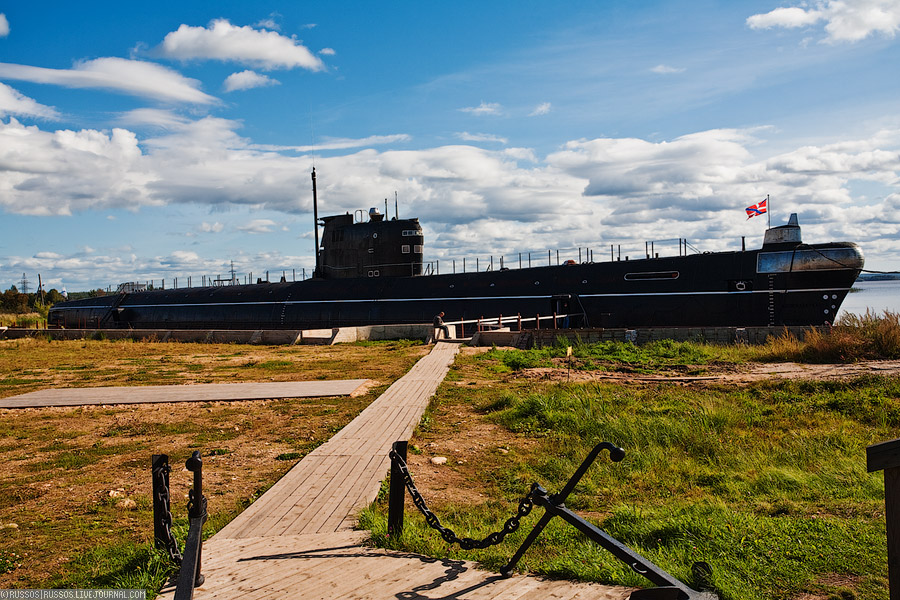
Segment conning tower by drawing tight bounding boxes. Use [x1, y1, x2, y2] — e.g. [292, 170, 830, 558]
[318, 209, 424, 279]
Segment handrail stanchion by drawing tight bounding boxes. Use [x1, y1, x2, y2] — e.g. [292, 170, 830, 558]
[152, 454, 171, 553]
[868, 438, 900, 598]
[174, 451, 207, 600]
[388, 440, 408, 538]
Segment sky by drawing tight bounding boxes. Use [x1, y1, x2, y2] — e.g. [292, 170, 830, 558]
[1, 0, 899, 292]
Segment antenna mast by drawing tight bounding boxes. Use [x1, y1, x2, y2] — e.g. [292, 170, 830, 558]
[312, 168, 321, 277]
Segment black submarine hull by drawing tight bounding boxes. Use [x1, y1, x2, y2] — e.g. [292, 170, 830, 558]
[48, 241, 864, 330]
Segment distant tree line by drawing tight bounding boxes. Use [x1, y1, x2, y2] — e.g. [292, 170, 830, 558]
[1, 286, 106, 314]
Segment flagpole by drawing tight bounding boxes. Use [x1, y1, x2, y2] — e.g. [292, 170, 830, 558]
[767, 194, 771, 228]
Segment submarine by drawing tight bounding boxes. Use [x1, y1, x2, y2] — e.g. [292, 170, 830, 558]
[48, 170, 864, 331]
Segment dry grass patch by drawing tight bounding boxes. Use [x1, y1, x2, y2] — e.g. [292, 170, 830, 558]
[0, 337, 429, 399]
[0, 338, 426, 589]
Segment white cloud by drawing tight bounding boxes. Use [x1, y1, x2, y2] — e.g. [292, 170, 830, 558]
[456, 132, 508, 144]
[459, 102, 503, 116]
[158, 19, 325, 71]
[0, 246, 314, 291]
[0, 118, 154, 216]
[3, 113, 900, 279]
[116, 108, 192, 129]
[254, 17, 280, 31]
[237, 219, 277, 234]
[0, 13, 9, 37]
[224, 70, 280, 92]
[251, 134, 411, 152]
[199, 221, 224, 233]
[529, 102, 552, 116]
[0, 83, 60, 119]
[748, 1, 900, 43]
[0, 58, 216, 104]
[651, 64, 686, 74]
[319, 48, 336, 56]
[747, 6, 823, 30]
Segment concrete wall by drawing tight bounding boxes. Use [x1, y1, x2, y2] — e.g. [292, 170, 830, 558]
[1, 324, 820, 346]
[0, 324, 438, 345]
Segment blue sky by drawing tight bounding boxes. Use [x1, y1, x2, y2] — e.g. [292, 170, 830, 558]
[1, 0, 899, 292]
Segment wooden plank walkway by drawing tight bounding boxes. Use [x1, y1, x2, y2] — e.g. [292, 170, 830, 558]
[0, 380, 369, 409]
[160, 342, 632, 599]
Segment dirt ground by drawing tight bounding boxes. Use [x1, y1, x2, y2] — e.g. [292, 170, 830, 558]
[517, 358, 900, 386]
[1, 341, 894, 594]
[407, 348, 900, 511]
[0, 339, 428, 588]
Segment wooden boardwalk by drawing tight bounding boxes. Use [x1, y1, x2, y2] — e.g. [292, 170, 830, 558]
[0, 380, 368, 409]
[160, 342, 632, 599]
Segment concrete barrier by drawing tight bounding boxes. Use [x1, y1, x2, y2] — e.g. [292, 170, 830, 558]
[0, 324, 437, 345]
[1, 324, 823, 346]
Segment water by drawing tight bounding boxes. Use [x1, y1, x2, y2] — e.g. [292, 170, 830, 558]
[837, 279, 900, 319]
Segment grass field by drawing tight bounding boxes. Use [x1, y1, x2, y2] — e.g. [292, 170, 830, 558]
[361, 344, 893, 600]
[0, 338, 428, 593]
[0, 325, 895, 599]
[0, 313, 46, 329]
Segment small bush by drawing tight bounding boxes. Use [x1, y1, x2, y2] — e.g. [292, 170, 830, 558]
[757, 311, 900, 363]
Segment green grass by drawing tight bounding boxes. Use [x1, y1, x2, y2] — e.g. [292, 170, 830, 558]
[45, 543, 174, 595]
[482, 312, 900, 373]
[483, 338, 721, 372]
[0, 550, 22, 576]
[364, 372, 894, 600]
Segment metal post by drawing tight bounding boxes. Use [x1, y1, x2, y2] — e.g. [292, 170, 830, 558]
[388, 440, 408, 538]
[176, 451, 207, 595]
[152, 454, 170, 552]
[868, 438, 900, 599]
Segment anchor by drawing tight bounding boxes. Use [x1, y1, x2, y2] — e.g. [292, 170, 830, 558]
[500, 442, 718, 600]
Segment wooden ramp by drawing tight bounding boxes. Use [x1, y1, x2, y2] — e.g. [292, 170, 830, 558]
[160, 342, 632, 599]
[0, 380, 369, 409]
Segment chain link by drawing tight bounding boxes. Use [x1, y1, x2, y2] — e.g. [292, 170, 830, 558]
[390, 450, 536, 550]
[154, 463, 183, 565]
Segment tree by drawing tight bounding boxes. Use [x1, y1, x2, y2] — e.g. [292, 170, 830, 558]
[1, 286, 29, 313]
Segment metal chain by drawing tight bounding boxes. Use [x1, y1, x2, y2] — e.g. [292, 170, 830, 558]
[155, 464, 183, 564]
[389, 450, 536, 550]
